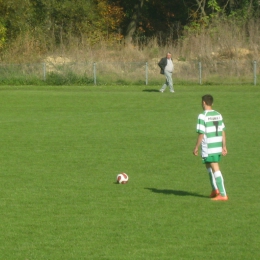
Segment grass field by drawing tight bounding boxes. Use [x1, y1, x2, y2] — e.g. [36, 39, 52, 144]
[0, 84, 260, 260]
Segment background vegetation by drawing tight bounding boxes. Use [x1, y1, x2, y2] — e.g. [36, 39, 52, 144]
[0, 0, 259, 64]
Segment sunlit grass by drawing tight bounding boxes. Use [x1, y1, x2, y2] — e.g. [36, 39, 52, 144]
[0, 85, 259, 259]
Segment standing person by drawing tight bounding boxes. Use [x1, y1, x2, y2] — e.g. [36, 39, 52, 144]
[158, 52, 174, 93]
[193, 94, 228, 201]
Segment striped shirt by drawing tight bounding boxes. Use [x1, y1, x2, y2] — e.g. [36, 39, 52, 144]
[196, 110, 225, 158]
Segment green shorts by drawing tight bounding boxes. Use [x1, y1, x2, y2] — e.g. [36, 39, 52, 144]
[202, 155, 221, 164]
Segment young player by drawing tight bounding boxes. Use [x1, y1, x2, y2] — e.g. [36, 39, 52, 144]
[193, 94, 228, 201]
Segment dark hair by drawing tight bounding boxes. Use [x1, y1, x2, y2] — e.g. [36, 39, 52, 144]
[202, 94, 213, 106]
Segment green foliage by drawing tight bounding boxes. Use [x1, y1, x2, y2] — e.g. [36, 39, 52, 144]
[0, 22, 6, 49]
[0, 0, 259, 55]
[46, 71, 93, 85]
[208, 0, 221, 13]
[0, 76, 42, 85]
[178, 56, 186, 62]
[183, 0, 259, 35]
[0, 0, 32, 38]
[0, 85, 260, 259]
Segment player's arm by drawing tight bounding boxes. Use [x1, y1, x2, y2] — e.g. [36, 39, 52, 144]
[193, 133, 204, 156]
[222, 130, 227, 156]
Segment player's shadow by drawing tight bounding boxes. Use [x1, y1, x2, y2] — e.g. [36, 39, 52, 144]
[145, 187, 208, 198]
[142, 89, 160, 92]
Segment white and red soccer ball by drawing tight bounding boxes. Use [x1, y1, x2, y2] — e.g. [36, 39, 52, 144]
[117, 172, 129, 184]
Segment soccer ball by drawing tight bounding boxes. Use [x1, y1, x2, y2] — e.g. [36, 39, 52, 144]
[117, 173, 129, 184]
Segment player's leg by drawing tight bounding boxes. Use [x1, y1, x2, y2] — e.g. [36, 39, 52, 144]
[205, 163, 219, 197]
[210, 162, 228, 200]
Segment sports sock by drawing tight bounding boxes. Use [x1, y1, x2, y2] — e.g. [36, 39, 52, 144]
[214, 171, 227, 196]
[207, 168, 218, 190]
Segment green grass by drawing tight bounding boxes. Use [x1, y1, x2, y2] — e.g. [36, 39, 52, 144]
[0, 84, 260, 259]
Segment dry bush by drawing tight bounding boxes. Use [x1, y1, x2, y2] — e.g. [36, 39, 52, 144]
[178, 18, 260, 62]
[1, 32, 49, 63]
[1, 18, 260, 65]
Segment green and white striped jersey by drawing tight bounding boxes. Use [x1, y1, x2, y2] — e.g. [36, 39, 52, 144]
[196, 110, 225, 158]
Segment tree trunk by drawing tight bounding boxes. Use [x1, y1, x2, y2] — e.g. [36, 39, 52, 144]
[229, 0, 235, 12]
[124, 0, 144, 45]
[195, 0, 206, 18]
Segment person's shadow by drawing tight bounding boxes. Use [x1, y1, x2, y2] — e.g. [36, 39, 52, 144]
[145, 187, 208, 198]
[142, 89, 160, 92]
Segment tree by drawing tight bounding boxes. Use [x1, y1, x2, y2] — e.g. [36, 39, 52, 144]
[0, 21, 6, 49]
[113, 0, 188, 44]
[0, 0, 259, 53]
[0, 0, 33, 39]
[96, 0, 125, 42]
[124, 0, 144, 44]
